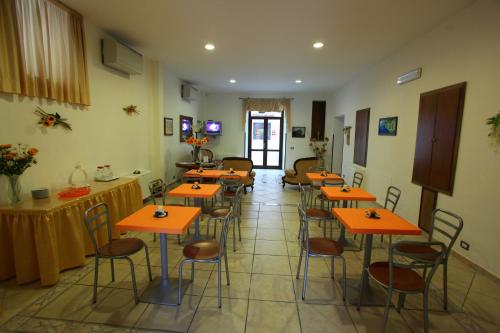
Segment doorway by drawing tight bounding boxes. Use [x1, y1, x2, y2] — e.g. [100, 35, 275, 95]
[248, 111, 284, 169]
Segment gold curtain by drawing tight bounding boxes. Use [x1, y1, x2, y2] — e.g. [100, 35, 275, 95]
[0, 0, 90, 105]
[242, 98, 291, 130]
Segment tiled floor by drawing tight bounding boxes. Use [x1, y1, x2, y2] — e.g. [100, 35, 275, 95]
[1, 169, 500, 332]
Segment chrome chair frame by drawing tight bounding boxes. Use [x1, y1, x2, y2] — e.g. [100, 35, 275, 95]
[83, 203, 152, 304]
[380, 186, 401, 243]
[358, 240, 446, 333]
[298, 183, 334, 239]
[178, 208, 233, 308]
[296, 204, 347, 302]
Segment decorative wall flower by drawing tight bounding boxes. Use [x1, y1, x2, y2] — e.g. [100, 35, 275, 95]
[35, 107, 72, 130]
[123, 105, 139, 115]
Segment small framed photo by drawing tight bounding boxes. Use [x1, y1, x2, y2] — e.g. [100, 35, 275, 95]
[292, 126, 306, 138]
[164, 117, 173, 136]
[378, 117, 398, 136]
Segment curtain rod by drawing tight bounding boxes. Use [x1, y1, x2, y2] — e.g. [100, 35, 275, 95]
[239, 97, 295, 100]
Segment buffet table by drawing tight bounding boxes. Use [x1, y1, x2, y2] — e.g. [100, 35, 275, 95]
[0, 178, 142, 286]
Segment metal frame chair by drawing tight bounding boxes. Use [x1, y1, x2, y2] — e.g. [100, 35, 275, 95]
[348, 171, 364, 208]
[359, 240, 446, 333]
[298, 183, 334, 239]
[83, 203, 152, 304]
[296, 204, 347, 302]
[149, 178, 186, 244]
[396, 208, 463, 310]
[206, 184, 244, 251]
[178, 208, 233, 308]
[380, 186, 401, 243]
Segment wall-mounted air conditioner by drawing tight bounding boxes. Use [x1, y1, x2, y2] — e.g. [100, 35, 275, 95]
[181, 83, 197, 101]
[102, 38, 143, 75]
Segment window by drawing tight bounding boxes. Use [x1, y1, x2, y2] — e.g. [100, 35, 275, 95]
[0, 0, 89, 105]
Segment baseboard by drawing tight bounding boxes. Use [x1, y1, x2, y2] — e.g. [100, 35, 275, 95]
[451, 250, 500, 283]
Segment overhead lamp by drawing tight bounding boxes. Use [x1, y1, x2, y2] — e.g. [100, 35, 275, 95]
[204, 43, 215, 51]
[313, 42, 324, 49]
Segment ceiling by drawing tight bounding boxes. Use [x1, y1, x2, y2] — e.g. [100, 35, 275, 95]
[62, 0, 473, 93]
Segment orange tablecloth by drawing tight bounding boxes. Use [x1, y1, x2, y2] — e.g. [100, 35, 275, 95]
[168, 183, 221, 199]
[320, 187, 377, 202]
[0, 178, 142, 286]
[306, 172, 344, 183]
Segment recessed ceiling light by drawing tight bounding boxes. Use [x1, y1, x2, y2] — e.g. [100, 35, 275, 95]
[205, 43, 215, 50]
[295, 79, 302, 84]
[229, 79, 236, 84]
[313, 41, 324, 49]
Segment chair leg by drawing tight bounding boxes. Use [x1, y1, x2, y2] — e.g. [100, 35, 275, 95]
[443, 260, 448, 310]
[237, 216, 242, 241]
[302, 254, 310, 300]
[330, 257, 335, 279]
[396, 293, 406, 312]
[177, 235, 181, 245]
[144, 245, 153, 281]
[153, 232, 157, 242]
[217, 260, 222, 308]
[191, 262, 195, 281]
[381, 287, 393, 333]
[93, 256, 99, 304]
[224, 249, 230, 285]
[296, 248, 304, 279]
[232, 218, 237, 252]
[126, 257, 139, 304]
[357, 269, 365, 310]
[341, 256, 347, 302]
[423, 288, 430, 333]
[110, 258, 115, 282]
[178, 260, 185, 305]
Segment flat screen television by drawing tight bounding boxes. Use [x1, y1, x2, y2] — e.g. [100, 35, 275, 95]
[205, 121, 222, 136]
[181, 118, 191, 134]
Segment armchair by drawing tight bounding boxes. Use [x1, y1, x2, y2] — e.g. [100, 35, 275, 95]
[222, 157, 255, 193]
[282, 157, 318, 188]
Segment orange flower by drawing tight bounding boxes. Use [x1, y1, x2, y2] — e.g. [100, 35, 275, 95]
[0, 144, 12, 149]
[4, 153, 15, 160]
[186, 137, 195, 145]
[27, 148, 38, 156]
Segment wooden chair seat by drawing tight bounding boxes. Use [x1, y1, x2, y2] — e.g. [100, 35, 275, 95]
[209, 207, 231, 217]
[306, 237, 344, 256]
[306, 208, 331, 219]
[394, 243, 440, 259]
[99, 238, 144, 257]
[183, 240, 219, 260]
[369, 261, 425, 292]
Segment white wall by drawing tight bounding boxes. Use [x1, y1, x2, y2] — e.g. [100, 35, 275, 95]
[331, 0, 500, 277]
[203, 92, 340, 170]
[0, 21, 158, 203]
[159, 67, 204, 184]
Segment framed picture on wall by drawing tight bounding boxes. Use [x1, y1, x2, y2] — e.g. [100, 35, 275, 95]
[291, 126, 306, 138]
[179, 115, 193, 142]
[378, 117, 398, 136]
[164, 117, 173, 136]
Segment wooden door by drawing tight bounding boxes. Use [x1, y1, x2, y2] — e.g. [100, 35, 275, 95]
[311, 101, 326, 140]
[353, 108, 370, 167]
[412, 82, 466, 195]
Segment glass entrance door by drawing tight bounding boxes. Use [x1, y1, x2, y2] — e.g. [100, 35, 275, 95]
[248, 112, 283, 169]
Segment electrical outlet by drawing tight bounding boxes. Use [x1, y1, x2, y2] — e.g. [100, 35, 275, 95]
[460, 240, 470, 251]
[172, 175, 176, 179]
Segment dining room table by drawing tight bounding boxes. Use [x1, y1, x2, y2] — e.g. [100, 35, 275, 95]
[332, 207, 422, 305]
[115, 205, 201, 305]
[320, 186, 376, 246]
[168, 183, 221, 240]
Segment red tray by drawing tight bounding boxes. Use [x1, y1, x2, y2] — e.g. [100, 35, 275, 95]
[58, 187, 91, 198]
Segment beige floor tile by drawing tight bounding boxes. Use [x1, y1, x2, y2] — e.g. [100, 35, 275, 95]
[293, 277, 345, 304]
[246, 300, 300, 333]
[281, 204, 298, 212]
[284, 228, 300, 241]
[135, 294, 201, 331]
[287, 241, 301, 256]
[168, 268, 212, 296]
[256, 227, 286, 241]
[36, 284, 111, 321]
[20, 317, 76, 332]
[298, 303, 356, 333]
[76, 262, 134, 288]
[233, 239, 256, 254]
[347, 306, 413, 333]
[289, 256, 333, 278]
[204, 272, 251, 299]
[259, 204, 281, 212]
[249, 274, 295, 302]
[257, 218, 284, 229]
[0, 280, 51, 326]
[255, 240, 288, 255]
[227, 226, 256, 240]
[83, 287, 147, 327]
[252, 255, 291, 275]
[239, 218, 258, 228]
[401, 309, 470, 333]
[463, 272, 500, 327]
[138, 247, 183, 267]
[188, 296, 247, 333]
[221, 253, 254, 273]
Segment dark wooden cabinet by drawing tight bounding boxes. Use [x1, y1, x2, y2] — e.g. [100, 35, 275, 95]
[412, 82, 466, 195]
[311, 101, 326, 140]
[354, 108, 370, 167]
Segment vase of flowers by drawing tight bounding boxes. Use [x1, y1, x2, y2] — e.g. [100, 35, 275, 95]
[186, 136, 209, 162]
[0, 144, 39, 203]
[309, 137, 329, 167]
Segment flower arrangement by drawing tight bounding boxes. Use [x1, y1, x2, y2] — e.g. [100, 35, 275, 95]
[0, 144, 38, 176]
[309, 137, 329, 159]
[123, 105, 139, 115]
[186, 136, 209, 162]
[35, 107, 72, 130]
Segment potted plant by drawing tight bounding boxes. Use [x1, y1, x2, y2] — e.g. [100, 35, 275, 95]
[0, 144, 38, 203]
